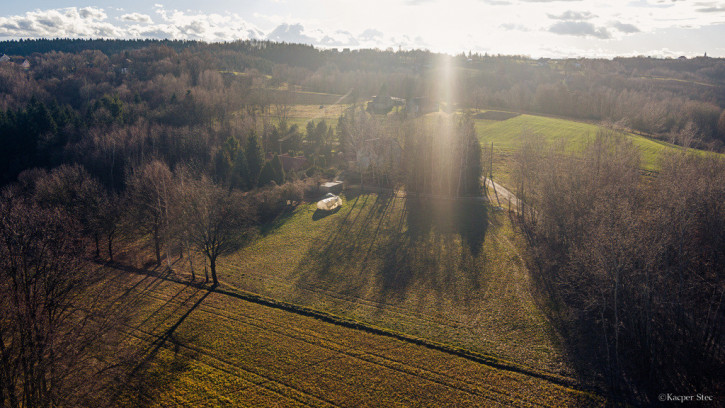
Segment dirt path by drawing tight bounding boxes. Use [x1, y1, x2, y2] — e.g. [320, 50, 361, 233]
[485, 178, 519, 209]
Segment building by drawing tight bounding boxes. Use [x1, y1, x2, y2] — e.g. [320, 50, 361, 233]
[405, 97, 439, 116]
[367, 95, 405, 114]
[20, 59, 30, 69]
[355, 137, 402, 170]
[0, 54, 10, 62]
[265, 153, 309, 172]
[320, 181, 344, 194]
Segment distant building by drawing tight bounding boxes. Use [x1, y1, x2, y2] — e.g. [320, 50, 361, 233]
[20, 59, 30, 69]
[355, 137, 402, 170]
[320, 181, 344, 194]
[367, 95, 404, 114]
[405, 97, 439, 116]
[265, 153, 309, 172]
[0, 54, 10, 62]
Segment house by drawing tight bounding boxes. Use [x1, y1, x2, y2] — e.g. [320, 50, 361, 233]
[367, 95, 404, 114]
[355, 137, 402, 170]
[320, 181, 344, 194]
[20, 59, 30, 69]
[265, 153, 309, 172]
[0, 54, 10, 62]
[405, 97, 439, 116]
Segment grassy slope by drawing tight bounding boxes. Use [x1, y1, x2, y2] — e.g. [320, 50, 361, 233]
[207, 192, 571, 379]
[101, 270, 602, 407]
[467, 112, 685, 187]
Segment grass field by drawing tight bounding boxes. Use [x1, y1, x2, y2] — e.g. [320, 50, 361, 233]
[273, 104, 351, 131]
[175, 192, 580, 380]
[113, 103, 705, 405]
[457, 111, 686, 187]
[96, 269, 602, 407]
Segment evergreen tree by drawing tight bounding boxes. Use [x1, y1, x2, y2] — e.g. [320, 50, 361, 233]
[214, 135, 239, 184]
[257, 160, 276, 187]
[231, 149, 251, 190]
[271, 154, 285, 185]
[245, 132, 264, 186]
[458, 116, 482, 196]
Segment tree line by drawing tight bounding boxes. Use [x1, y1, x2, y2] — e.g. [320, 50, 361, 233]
[513, 130, 725, 403]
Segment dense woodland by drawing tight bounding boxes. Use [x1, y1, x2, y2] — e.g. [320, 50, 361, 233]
[0, 38, 724, 406]
[514, 132, 725, 402]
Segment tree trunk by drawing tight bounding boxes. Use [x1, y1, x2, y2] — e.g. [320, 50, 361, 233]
[210, 256, 218, 287]
[153, 225, 161, 267]
[187, 242, 195, 281]
[107, 234, 114, 262]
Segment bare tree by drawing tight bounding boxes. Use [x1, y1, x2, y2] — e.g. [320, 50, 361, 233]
[0, 195, 89, 407]
[125, 160, 174, 267]
[180, 177, 256, 286]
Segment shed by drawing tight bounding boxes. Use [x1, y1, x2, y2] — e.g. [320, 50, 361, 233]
[320, 181, 344, 194]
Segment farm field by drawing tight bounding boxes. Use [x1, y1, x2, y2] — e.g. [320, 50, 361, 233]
[464, 111, 686, 188]
[275, 102, 691, 189]
[274, 103, 351, 131]
[177, 192, 579, 380]
[100, 267, 602, 407]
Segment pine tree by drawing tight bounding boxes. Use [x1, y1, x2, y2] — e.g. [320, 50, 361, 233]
[245, 132, 264, 186]
[214, 135, 239, 184]
[231, 149, 251, 190]
[271, 154, 285, 185]
[257, 160, 276, 187]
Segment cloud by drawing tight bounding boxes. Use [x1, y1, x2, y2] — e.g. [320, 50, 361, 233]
[0, 7, 123, 39]
[266, 23, 316, 44]
[549, 21, 611, 38]
[360, 28, 384, 41]
[79, 7, 107, 20]
[0, 6, 265, 42]
[696, 6, 725, 13]
[548, 10, 595, 20]
[612, 22, 641, 33]
[500, 23, 530, 31]
[120, 13, 153, 24]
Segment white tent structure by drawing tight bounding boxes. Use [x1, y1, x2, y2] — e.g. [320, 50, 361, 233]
[316, 193, 342, 211]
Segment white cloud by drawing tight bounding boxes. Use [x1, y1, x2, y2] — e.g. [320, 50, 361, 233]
[120, 13, 153, 24]
[0, 1, 724, 57]
[549, 21, 611, 39]
[548, 10, 595, 20]
[0, 7, 122, 39]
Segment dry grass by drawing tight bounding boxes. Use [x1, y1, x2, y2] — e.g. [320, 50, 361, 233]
[179, 192, 573, 379]
[99, 269, 603, 407]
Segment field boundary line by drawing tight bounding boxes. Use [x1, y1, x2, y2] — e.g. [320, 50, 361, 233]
[108, 262, 603, 396]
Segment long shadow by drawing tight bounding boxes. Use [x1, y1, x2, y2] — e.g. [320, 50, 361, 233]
[291, 193, 491, 315]
[111, 289, 212, 406]
[260, 207, 297, 236]
[312, 206, 341, 220]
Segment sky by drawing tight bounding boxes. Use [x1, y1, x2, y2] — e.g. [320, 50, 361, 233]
[1, 0, 725, 58]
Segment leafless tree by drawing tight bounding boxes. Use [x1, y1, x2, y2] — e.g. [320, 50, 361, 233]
[0, 195, 89, 407]
[179, 176, 256, 286]
[125, 160, 174, 267]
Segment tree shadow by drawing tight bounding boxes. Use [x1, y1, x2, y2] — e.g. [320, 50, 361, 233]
[107, 283, 212, 407]
[312, 206, 341, 220]
[291, 193, 490, 315]
[259, 207, 297, 236]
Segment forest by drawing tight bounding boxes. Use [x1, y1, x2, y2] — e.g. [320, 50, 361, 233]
[0, 38, 724, 406]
